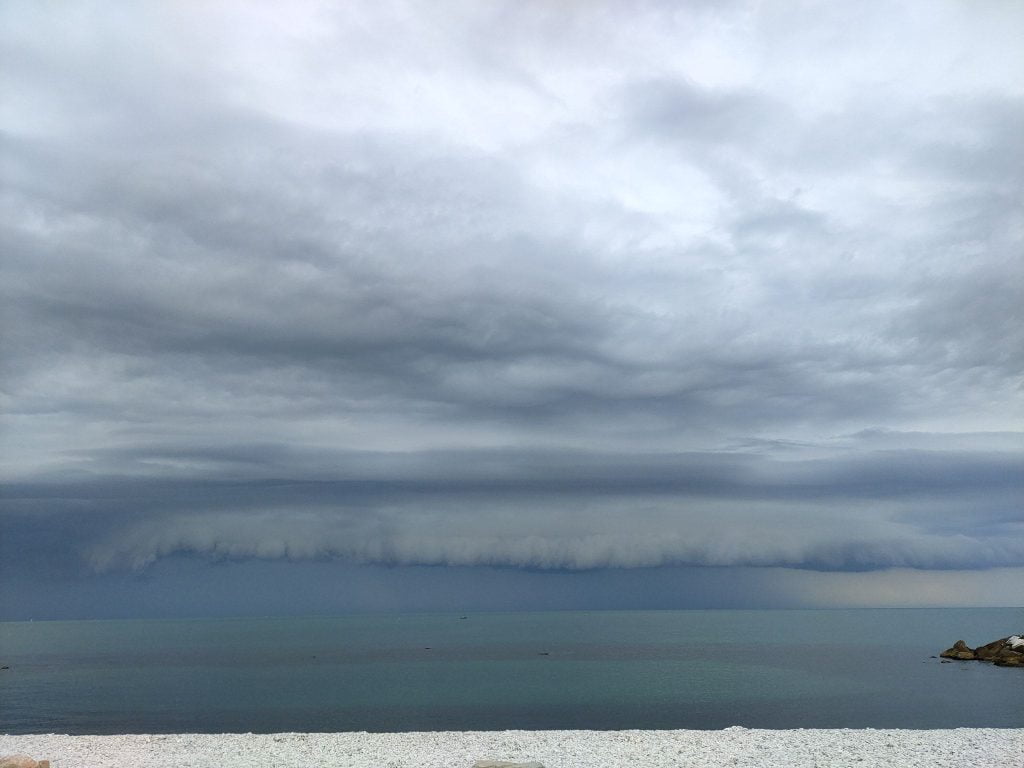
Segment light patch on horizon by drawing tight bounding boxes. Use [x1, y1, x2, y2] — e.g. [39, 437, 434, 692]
[776, 567, 1024, 609]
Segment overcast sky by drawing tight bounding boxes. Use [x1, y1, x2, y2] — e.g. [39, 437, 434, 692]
[2, 0, 1022, 618]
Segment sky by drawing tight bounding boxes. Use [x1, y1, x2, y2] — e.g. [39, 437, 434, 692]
[1, 0, 1022, 619]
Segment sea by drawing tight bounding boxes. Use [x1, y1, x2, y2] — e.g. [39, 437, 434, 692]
[1, 608, 1021, 734]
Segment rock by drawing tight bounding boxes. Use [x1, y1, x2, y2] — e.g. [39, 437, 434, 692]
[473, 762, 545, 768]
[940, 636, 1024, 667]
[0, 756, 49, 768]
[973, 638, 1006, 660]
[940, 640, 976, 660]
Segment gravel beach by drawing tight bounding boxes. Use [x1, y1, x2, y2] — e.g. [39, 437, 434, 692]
[2, 729, 1022, 768]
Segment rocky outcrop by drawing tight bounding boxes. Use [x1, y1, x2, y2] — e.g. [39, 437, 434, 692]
[940, 639, 976, 660]
[0, 756, 50, 768]
[940, 635, 1024, 667]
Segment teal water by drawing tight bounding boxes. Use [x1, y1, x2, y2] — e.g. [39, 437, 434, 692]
[1, 609, 1021, 733]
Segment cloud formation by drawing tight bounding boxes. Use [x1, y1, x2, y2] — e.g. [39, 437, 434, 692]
[5, 439, 1020, 577]
[1, 1, 1021, 610]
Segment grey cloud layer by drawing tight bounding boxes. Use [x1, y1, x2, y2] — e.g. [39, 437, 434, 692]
[1, 1, 1022, 585]
[5, 441, 1021, 574]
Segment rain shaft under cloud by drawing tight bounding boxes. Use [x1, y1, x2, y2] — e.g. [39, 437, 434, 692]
[1, 0, 1022, 616]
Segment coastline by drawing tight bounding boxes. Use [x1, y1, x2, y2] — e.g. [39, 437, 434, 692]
[3, 728, 1023, 768]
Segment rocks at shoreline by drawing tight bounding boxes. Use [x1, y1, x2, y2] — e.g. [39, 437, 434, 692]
[0, 756, 50, 768]
[940, 635, 1024, 667]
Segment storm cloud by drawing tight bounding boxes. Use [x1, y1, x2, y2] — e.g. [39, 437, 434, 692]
[1, 0, 1021, 615]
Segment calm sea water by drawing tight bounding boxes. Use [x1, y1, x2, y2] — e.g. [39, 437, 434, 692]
[1, 608, 1021, 733]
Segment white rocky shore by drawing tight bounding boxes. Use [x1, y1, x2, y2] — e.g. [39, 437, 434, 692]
[3, 729, 1023, 768]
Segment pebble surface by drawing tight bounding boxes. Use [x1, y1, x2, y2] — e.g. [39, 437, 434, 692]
[2, 728, 1022, 768]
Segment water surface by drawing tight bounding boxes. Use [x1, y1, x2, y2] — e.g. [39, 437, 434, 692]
[2, 608, 1021, 733]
